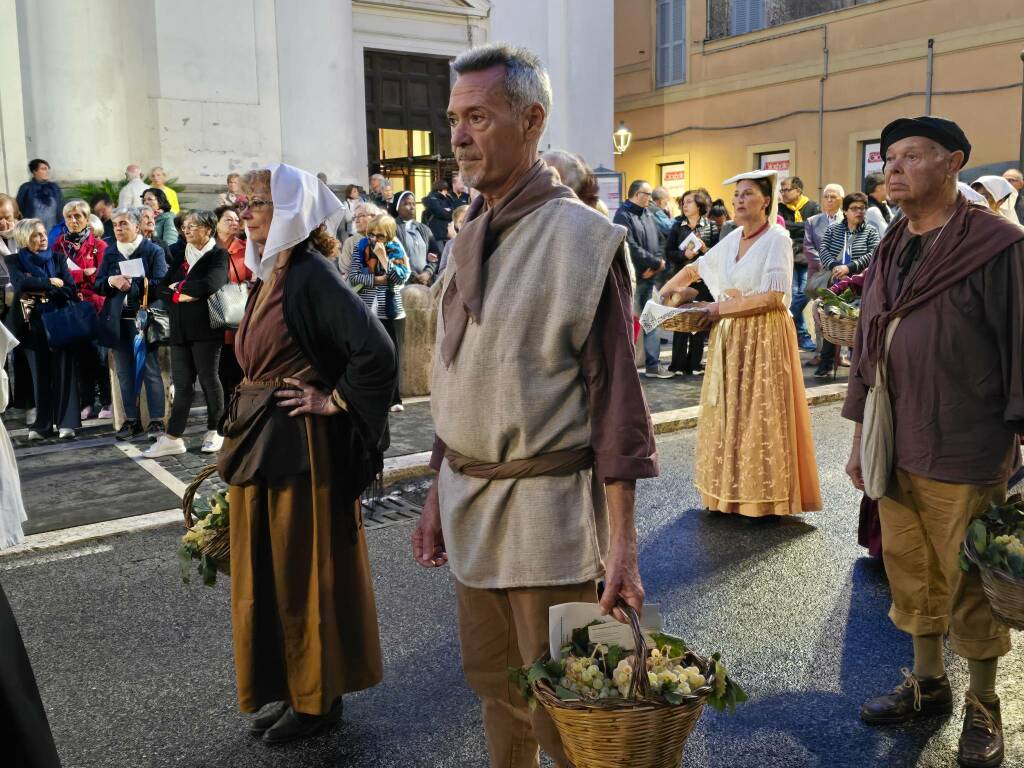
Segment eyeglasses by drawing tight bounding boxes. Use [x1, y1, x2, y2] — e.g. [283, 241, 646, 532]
[847, 205, 867, 212]
[368, 232, 388, 238]
[242, 198, 272, 211]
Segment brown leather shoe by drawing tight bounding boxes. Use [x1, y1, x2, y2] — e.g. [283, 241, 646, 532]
[860, 668, 953, 725]
[958, 692, 1003, 767]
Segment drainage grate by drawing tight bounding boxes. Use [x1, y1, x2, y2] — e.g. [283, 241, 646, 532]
[362, 495, 423, 530]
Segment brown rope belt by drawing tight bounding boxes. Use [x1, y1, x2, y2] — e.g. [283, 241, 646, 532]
[444, 446, 594, 480]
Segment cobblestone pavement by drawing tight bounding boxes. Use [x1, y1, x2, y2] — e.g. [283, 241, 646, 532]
[3, 404, 1019, 768]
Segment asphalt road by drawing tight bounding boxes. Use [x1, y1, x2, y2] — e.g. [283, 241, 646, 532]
[3, 403, 1020, 768]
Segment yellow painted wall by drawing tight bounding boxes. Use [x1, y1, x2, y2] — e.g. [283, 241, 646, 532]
[615, 0, 1024, 208]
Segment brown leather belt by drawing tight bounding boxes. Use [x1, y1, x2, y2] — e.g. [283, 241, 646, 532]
[444, 446, 593, 480]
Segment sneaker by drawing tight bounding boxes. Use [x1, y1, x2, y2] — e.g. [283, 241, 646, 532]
[814, 366, 832, 378]
[798, 335, 817, 352]
[81, 406, 93, 421]
[201, 431, 224, 453]
[115, 420, 143, 440]
[142, 435, 187, 459]
[644, 365, 674, 379]
[98, 406, 113, 420]
[26, 408, 36, 426]
[146, 421, 165, 437]
[958, 692, 1003, 768]
[58, 428, 75, 440]
[860, 669, 952, 726]
[26, 429, 45, 441]
[390, 403, 405, 413]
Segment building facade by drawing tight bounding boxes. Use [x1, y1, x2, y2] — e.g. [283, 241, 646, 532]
[614, 0, 1024, 209]
[0, 0, 613, 200]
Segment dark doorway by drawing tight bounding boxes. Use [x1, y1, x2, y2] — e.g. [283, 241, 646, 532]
[364, 49, 458, 212]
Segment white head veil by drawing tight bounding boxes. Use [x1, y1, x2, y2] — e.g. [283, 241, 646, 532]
[244, 163, 345, 280]
[973, 175, 1020, 225]
[722, 169, 784, 233]
[957, 181, 988, 206]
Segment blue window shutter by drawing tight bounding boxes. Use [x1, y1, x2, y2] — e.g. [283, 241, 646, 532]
[731, 0, 766, 35]
[656, 0, 686, 87]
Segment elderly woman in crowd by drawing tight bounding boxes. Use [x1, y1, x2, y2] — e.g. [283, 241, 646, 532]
[0, 194, 33, 419]
[142, 188, 179, 246]
[971, 175, 1021, 225]
[143, 211, 229, 458]
[138, 206, 171, 259]
[213, 206, 251, 398]
[5, 219, 80, 440]
[349, 213, 409, 413]
[338, 201, 380, 282]
[53, 200, 111, 420]
[217, 164, 395, 744]
[96, 207, 168, 438]
[337, 184, 363, 238]
[665, 189, 719, 376]
[661, 170, 822, 517]
[148, 167, 180, 214]
[218, 173, 246, 207]
[814, 192, 880, 377]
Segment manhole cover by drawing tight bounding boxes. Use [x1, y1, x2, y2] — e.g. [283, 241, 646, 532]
[362, 495, 422, 530]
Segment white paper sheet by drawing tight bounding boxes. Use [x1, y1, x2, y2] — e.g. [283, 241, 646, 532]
[65, 258, 79, 273]
[119, 258, 145, 278]
[548, 602, 663, 658]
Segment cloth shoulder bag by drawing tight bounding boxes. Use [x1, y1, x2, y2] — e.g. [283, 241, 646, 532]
[860, 316, 902, 500]
[208, 258, 249, 330]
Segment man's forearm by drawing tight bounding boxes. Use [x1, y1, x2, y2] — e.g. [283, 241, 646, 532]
[605, 479, 638, 550]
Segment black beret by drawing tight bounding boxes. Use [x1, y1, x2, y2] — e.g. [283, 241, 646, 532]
[880, 116, 971, 165]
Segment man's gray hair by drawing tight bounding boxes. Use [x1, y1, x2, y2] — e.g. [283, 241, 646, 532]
[452, 42, 552, 130]
[651, 186, 671, 203]
[111, 206, 140, 225]
[541, 150, 587, 194]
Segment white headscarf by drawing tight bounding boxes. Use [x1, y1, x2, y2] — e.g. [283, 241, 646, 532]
[244, 163, 345, 280]
[722, 169, 783, 232]
[973, 175, 1020, 225]
[957, 181, 988, 206]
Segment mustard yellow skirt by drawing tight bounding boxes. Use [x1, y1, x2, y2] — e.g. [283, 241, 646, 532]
[695, 308, 822, 516]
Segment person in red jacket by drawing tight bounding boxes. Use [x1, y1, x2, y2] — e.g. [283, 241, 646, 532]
[53, 199, 112, 420]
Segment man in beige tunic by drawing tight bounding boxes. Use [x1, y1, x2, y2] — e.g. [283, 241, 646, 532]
[412, 43, 658, 768]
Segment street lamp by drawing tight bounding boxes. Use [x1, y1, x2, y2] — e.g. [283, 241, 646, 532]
[613, 122, 633, 155]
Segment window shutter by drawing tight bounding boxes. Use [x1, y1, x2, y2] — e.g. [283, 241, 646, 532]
[656, 0, 687, 87]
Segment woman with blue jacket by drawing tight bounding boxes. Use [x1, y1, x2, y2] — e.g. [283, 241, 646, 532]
[6, 218, 80, 439]
[348, 213, 409, 412]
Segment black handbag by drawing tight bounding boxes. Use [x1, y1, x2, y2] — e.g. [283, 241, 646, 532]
[136, 277, 171, 346]
[40, 300, 98, 349]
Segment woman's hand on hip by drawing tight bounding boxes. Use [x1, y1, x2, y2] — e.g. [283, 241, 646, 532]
[274, 377, 341, 417]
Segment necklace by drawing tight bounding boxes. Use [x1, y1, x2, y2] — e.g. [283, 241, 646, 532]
[741, 221, 770, 240]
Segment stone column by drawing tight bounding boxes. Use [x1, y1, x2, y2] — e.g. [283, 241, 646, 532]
[275, 0, 363, 184]
[0, 0, 27, 193]
[399, 284, 437, 397]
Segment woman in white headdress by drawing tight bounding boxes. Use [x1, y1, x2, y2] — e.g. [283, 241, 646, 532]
[660, 170, 822, 516]
[0, 323, 26, 548]
[217, 164, 397, 744]
[971, 175, 1021, 225]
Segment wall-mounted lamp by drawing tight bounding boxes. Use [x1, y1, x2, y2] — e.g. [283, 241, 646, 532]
[613, 121, 633, 155]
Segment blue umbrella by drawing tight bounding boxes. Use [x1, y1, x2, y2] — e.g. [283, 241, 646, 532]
[132, 330, 147, 397]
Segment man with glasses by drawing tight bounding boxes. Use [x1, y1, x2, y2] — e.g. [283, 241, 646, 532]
[803, 183, 846, 364]
[778, 176, 820, 351]
[614, 179, 670, 377]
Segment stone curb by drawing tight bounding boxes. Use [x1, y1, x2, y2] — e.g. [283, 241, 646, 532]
[1, 384, 848, 558]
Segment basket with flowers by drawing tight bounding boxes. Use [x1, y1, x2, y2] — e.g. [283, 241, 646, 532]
[960, 495, 1024, 629]
[177, 465, 230, 586]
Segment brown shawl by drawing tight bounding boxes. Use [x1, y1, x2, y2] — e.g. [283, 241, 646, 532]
[857, 194, 1024, 381]
[440, 160, 575, 366]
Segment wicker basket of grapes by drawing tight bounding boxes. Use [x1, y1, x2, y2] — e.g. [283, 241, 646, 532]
[961, 495, 1024, 630]
[178, 465, 230, 585]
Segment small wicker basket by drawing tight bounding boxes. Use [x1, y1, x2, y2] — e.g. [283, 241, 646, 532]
[964, 536, 1024, 630]
[532, 606, 714, 768]
[182, 464, 230, 576]
[659, 303, 709, 334]
[814, 301, 858, 347]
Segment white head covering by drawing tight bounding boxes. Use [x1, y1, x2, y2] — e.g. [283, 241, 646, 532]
[957, 181, 988, 206]
[244, 163, 345, 280]
[722, 169, 783, 232]
[973, 175, 1020, 225]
